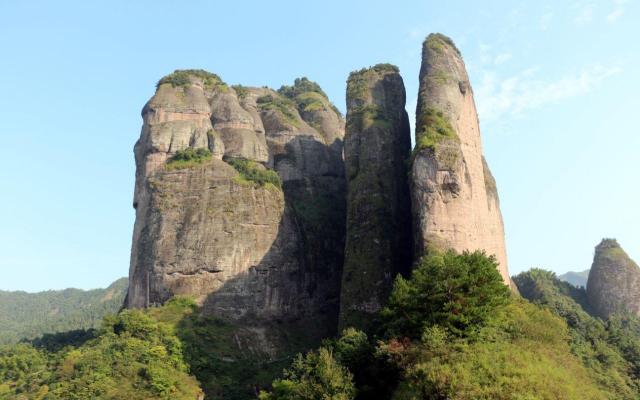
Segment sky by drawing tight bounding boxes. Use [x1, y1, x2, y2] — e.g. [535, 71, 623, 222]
[0, 0, 638, 292]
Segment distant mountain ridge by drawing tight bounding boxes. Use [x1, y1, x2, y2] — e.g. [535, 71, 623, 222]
[0, 278, 128, 345]
[558, 269, 590, 287]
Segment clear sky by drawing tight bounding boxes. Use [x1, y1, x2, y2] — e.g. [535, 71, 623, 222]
[1, 0, 638, 292]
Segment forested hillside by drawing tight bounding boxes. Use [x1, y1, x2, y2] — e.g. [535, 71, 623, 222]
[0, 278, 128, 345]
[4, 254, 640, 399]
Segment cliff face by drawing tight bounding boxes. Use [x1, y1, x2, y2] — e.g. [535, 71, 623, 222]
[586, 239, 640, 319]
[339, 64, 413, 330]
[128, 71, 345, 330]
[410, 34, 510, 284]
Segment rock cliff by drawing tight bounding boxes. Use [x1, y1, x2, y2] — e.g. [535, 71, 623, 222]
[127, 71, 345, 334]
[586, 239, 640, 319]
[410, 34, 510, 285]
[339, 64, 413, 330]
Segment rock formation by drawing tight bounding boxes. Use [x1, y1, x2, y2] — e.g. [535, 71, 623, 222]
[127, 71, 345, 333]
[410, 33, 510, 285]
[586, 239, 640, 319]
[339, 64, 413, 330]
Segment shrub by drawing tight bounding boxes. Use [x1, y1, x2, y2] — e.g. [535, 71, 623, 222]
[381, 250, 510, 339]
[232, 84, 250, 99]
[259, 347, 355, 400]
[414, 107, 457, 153]
[157, 69, 226, 91]
[278, 77, 328, 100]
[257, 94, 300, 125]
[165, 148, 212, 170]
[225, 157, 282, 189]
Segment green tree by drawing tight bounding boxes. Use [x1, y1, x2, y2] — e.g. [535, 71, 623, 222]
[381, 250, 510, 338]
[260, 347, 355, 400]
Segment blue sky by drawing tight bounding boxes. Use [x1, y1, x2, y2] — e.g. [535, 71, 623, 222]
[0, 0, 638, 291]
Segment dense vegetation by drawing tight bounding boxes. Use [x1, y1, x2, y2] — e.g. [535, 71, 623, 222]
[0, 299, 202, 399]
[4, 255, 640, 399]
[226, 157, 282, 189]
[165, 147, 213, 170]
[414, 107, 457, 154]
[157, 69, 227, 91]
[0, 278, 127, 346]
[514, 269, 640, 397]
[259, 251, 640, 400]
[257, 94, 300, 126]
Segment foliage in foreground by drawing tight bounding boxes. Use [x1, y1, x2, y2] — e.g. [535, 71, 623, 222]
[0, 299, 202, 400]
[260, 251, 638, 400]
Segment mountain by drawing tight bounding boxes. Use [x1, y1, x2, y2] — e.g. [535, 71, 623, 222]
[558, 269, 590, 287]
[587, 238, 640, 319]
[4, 33, 639, 400]
[410, 34, 511, 287]
[340, 64, 413, 330]
[0, 278, 127, 345]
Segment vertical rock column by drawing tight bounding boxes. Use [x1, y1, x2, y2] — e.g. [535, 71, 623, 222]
[586, 239, 640, 319]
[339, 64, 413, 330]
[410, 33, 510, 284]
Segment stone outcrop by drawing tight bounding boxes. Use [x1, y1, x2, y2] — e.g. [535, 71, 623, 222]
[128, 71, 345, 332]
[586, 239, 640, 319]
[339, 64, 412, 330]
[410, 34, 510, 285]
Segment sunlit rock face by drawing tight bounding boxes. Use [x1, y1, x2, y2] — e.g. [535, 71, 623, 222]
[128, 72, 345, 330]
[339, 64, 413, 331]
[410, 34, 510, 285]
[587, 239, 640, 319]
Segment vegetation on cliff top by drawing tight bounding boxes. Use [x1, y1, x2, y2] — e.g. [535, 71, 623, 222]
[165, 147, 212, 170]
[225, 157, 282, 189]
[345, 64, 401, 133]
[257, 94, 300, 126]
[157, 69, 227, 91]
[425, 33, 461, 56]
[278, 77, 343, 118]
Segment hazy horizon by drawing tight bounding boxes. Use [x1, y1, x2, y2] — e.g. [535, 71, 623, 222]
[1, 0, 638, 291]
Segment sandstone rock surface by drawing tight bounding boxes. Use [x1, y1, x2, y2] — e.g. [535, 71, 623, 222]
[586, 239, 640, 319]
[339, 64, 413, 330]
[410, 34, 510, 285]
[128, 71, 345, 333]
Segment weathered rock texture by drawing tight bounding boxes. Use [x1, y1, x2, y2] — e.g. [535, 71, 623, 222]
[410, 34, 510, 284]
[339, 64, 413, 330]
[586, 239, 640, 319]
[128, 71, 345, 332]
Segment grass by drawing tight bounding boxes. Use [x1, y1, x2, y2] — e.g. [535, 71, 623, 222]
[347, 63, 399, 101]
[165, 148, 212, 170]
[256, 94, 300, 126]
[231, 84, 249, 100]
[157, 69, 227, 91]
[414, 107, 457, 152]
[225, 157, 282, 189]
[425, 33, 461, 56]
[278, 78, 343, 118]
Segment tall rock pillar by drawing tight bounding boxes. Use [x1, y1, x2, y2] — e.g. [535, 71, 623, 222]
[339, 64, 413, 330]
[586, 239, 640, 319]
[410, 33, 510, 284]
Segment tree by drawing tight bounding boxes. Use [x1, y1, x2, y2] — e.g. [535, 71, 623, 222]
[260, 347, 355, 400]
[381, 250, 510, 338]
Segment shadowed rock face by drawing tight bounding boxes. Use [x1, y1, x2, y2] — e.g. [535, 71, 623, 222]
[587, 239, 640, 319]
[410, 33, 510, 285]
[128, 72, 345, 333]
[339, 64, 413, 330]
